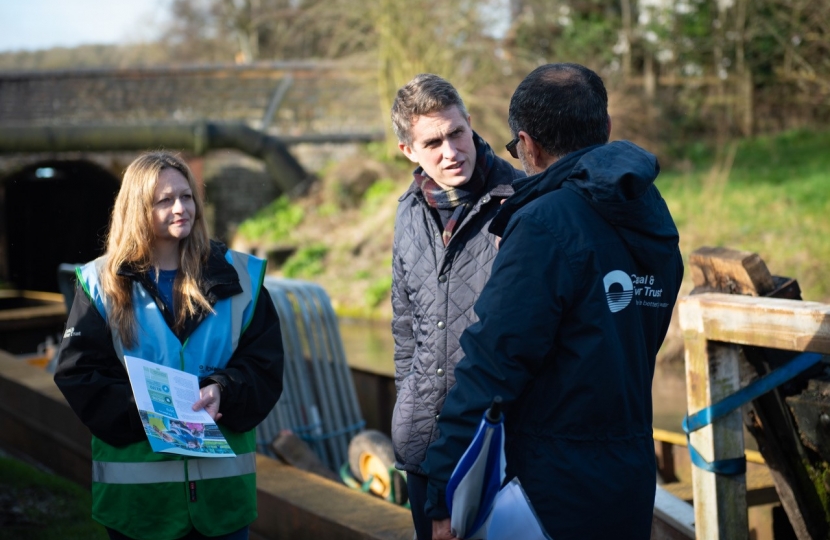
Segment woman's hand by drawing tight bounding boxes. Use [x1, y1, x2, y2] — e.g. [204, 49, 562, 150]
[192, 383, 223, 421]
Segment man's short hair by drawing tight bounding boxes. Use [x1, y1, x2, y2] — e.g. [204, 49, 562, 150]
[391, 74, 469, 146]
[508, 63, 609, 159]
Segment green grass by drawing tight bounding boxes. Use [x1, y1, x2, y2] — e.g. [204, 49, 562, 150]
[282, 244, 329, 278]
[0, 456, 107, 540]
[236, 195, 305, 244]
[361, 178, 399, 216]
[657, 128, 830, 301]
[364, 275, 393, 308]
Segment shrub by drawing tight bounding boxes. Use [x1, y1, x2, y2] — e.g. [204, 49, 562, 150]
[365, 275, 392, 307]
[282, 244, 328, 278]
[361, 178, 398, 216]
[237, 196, 304, 243]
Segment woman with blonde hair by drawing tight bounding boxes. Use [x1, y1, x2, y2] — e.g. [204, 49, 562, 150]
[55, 151, 284, 540]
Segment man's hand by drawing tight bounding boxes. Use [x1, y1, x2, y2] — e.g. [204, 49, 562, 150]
[192, 383, 223, 421]
[432, 518, 460, 540]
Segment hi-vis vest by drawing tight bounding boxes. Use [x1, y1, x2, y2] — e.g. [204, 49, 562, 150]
[77, 250, 266, 540]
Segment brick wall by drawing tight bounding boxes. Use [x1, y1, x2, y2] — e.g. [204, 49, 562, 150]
[203, 150, 280, 243]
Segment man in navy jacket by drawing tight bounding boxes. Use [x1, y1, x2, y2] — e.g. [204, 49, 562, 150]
[423, 63, 684, 540]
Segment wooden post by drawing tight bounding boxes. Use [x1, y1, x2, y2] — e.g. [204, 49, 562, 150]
[688, 247, 830, 539]
[679, 291, 830, 539]
[680, 297, 749, 540]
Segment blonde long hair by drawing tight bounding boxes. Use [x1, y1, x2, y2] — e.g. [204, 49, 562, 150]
[101, 152, 212, 347]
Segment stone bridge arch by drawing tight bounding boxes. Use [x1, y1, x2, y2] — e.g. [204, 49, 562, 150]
[0, 62, 387, 291]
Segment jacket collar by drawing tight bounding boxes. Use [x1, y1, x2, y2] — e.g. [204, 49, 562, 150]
[488, 144, 600, 237]
[117, 240, 242, 305]
[201, 241, 244, 302]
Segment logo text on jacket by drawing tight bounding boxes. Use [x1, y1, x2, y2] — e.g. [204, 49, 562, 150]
[603, 271, 669, 312]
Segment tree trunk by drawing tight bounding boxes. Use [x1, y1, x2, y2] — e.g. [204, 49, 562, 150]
[620, 0, 633, 80]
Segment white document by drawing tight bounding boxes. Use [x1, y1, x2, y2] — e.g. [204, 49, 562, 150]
[486, 477, 552, 540]
[125, 355, 235, 458]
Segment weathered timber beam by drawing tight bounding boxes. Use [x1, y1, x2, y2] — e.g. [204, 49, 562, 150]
[689, 246, 775, 295]
[679, 293, 830, 353]
[679, 292, 830, 540]
[683, 335, 749, 540]
[653, 486, 696, 539]
[0, 123, 311, 194]
[685, 248, 830, 540]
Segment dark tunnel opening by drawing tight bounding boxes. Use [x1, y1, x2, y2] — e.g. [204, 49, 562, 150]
[4, 160, 120, 292]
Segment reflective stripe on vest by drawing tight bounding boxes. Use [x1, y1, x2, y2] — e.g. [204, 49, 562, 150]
[92, 452, 257, 484]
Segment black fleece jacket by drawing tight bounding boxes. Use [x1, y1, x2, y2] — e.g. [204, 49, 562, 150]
[54, 241, 284, 447]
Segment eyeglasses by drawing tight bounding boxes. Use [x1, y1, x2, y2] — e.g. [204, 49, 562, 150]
[505, 137, 520, 159]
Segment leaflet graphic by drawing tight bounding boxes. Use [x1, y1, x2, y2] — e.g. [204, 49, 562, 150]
[125, 355, 235, 458]
[144, 365, 177, 418]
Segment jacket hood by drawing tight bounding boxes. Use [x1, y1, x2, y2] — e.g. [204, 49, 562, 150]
[491, 140, 679, 266]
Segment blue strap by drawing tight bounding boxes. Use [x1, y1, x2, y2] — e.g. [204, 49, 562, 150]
[682, 351, 824, 475]
[685, 436, 747, 475]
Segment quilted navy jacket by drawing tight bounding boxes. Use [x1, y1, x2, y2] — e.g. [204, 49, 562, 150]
[391, 137, 524, 474]
[423, 141, 684, 539]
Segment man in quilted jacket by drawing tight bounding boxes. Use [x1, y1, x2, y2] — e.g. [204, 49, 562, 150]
[389, 73, 524, 540]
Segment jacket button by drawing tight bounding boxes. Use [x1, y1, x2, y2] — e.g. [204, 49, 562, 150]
[435, 414, 440, 421]
[437, 368, 445, 377]
[438, 274, 447, 283]
[437, 321, 446, 329]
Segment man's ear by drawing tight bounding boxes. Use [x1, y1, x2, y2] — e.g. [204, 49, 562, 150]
[518, 131, 546, 170]
[399, 142, 420, 164]
[607, 114, 612, 139]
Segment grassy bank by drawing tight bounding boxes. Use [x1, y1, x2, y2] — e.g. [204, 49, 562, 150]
[0, 455, 106, 539]
[658, 129, 830, 302]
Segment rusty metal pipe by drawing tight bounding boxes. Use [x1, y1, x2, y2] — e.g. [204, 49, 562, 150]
[0, 122, 310, 193]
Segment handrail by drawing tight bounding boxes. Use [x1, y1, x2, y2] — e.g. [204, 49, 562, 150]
[678, 292, 830, 540]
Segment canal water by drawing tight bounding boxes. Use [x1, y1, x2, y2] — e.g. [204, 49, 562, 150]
[338, 318, 690, 435]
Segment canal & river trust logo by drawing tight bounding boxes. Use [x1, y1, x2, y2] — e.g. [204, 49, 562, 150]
[604, 270, 670, 312]
[603, 270, 634, 312]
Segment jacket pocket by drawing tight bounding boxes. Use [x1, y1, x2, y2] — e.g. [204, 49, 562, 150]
[391, 373, 417, 464]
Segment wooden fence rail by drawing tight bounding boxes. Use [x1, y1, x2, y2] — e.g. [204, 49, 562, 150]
[678, 293, 830, 540]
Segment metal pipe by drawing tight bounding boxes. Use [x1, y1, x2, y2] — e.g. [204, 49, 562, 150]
[0, 122, 310, 193]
